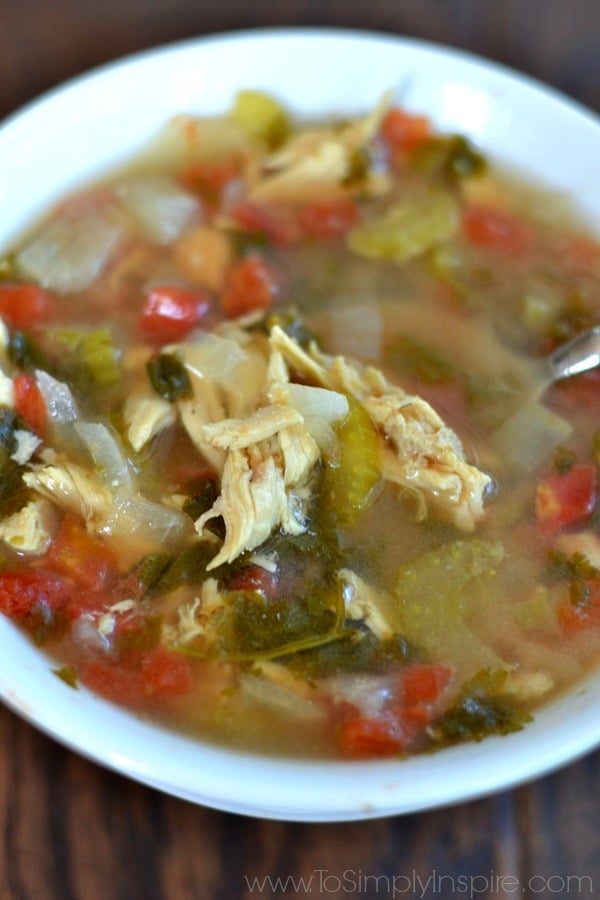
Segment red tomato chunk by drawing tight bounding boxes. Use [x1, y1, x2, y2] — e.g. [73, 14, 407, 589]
[138, 285, 212, 342]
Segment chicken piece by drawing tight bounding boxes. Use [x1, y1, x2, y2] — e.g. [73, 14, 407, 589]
[23, 460, 113, 529]
[162, 578, 226, 647]
[248, 97, 390, 204]
[339, 568, 394, 641]
[123, 391, 176, 452]
[0, 499, 53, 555]
[172, 330, 270, 471]
[11, 430, 42, 465]
[201, 403, 303, 451]
[196, 422, 319, 569]
[269, 326, 491, 530]
[503, 670, 554, 702]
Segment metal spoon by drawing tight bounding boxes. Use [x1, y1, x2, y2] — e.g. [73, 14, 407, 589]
[533, 325, 600, 399]
[546, 325, 600, 381]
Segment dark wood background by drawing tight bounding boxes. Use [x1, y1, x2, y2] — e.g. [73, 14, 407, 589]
[0, 2, 599, 899]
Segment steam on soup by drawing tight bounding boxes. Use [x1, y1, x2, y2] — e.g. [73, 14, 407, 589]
[0, 92, 599, 758]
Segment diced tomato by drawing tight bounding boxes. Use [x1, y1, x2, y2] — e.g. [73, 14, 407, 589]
[82, 647, 192, 706]
[535, 464, 597, 533]
[230, 201, 303, 246]
[140, 646, 193, 698]
[338, 714, 408, 759]
[138, 285, 212, 343]
[180, 155, 242, 209]
[225, 564, 281, 599]
[13, 373, 47, 438]
[462, 205, 535, 254]
[0, 283, 55, 329]
[0, 571, 71, 620]
[559, 588, 600, 634]
[380, 107, 431, 155]
[298, 197, 362, 239]
[81, 660, 146, 706]
[401, 664, 452, 705]
[219, 255, 279, 317]
[45, 516, 119, 593]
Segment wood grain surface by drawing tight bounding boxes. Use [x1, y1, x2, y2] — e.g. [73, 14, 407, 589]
[0, 2, 599, 899]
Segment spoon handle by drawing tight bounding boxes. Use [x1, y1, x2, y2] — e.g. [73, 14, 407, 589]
[547, 325, 600, 380]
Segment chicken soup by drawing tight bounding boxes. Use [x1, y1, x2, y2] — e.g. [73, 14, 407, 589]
[0, 92, 599, 758]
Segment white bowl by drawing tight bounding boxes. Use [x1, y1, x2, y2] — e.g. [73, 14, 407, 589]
[1, 28, 599, 822]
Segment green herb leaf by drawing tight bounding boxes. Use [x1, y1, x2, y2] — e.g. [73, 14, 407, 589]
[147, 354, 192, 402]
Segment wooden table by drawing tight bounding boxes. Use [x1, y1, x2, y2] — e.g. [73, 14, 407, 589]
[0, 3, 599, 898]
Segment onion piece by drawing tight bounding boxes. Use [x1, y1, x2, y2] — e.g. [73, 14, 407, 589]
[73, 421, 135, 491]
[17, 210, 124, 293]
[285, 382, 348, 451]
[99, 493, 191, 546]
[490, 402, 572, 473]
[116, 175, 200, 244]
[35, 370, 78, 424]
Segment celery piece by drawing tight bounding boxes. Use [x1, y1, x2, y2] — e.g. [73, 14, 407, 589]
[230, 90, 290, 148]
[412, 135, 487, 181]
[347, 191, 458, 263]
[513, 586, 560, 634]
[53, 665, 78, 689]
[322, 396, 381, 527]
[52, 327, 121, 387]
[0, 254, 17, 281]
[391, 539, 505, 673]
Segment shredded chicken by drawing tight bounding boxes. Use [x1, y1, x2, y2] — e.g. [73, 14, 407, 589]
[123, 392, 176, 452]
[162, 578, 223, 645]
[196, 428, 319, 570]
[503, 670, 554, 702]
[339, 568, 394, 641]
[269, 326, 491, 530]
[248, 96, 390, 204]
[11, 430, 42, 465]
[23, 461, 113, 528]
[0, 499, 53, 555]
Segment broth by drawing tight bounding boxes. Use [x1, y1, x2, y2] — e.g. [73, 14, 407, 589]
[0, 93, 599, 758]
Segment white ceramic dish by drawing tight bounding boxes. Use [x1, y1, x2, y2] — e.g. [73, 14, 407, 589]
[0, 28, 599, 822]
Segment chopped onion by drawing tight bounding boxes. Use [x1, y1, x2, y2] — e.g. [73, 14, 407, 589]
[74, 421, 135, 491]
[17, 210, 124, 293]
[239, 673, 325, 723]
[490, 402, 572, 472]
[178, 332, 250, 387]
[116, 175, 199, 244]
[35, 370, 79, 423]
[99, 493, 191, 545]
[285, 383, 348, 450]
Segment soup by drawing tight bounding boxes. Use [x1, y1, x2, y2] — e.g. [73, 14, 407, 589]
[0, 92, 599, 758]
